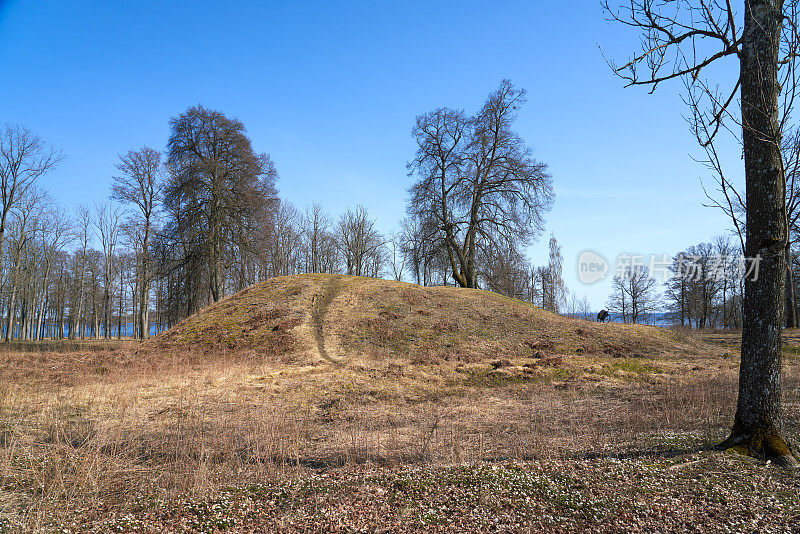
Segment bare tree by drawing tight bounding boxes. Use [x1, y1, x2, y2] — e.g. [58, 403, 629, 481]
[33, 208, 73, 340]
[94, 203, 122, 339]
[70, 205, 91, 339]
[399, 214, 446, 286]
[112, 147, 162, 339]
[266, 200, 301, 278]
[0, 125, 61, 275]
[608, 265, 660, 324]
[481, 242, 530, 298]
[399, 217, 423, 284]
[336, 206, 385, 278]
[578, 295, 593, 321]
[4, 189, 46, 341]
[301, 203, 339, 274]
[535, 234, 567, 313]
[387, 230, 407, 281]
[408, 80, 554, 288]
[667, 239, 743, 328]
[605, 0, 799, 463]
[700, 119, 800, 327]
[666, 252, 692, 327]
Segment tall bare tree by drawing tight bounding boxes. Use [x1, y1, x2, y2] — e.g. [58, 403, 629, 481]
[408, 81, 554, 289]
[4, 189, 46, 341]
[0, 125, 61, 275]
[605, 0, 799, 464]
[70, 205, 91, 339]
[33, 208, 72, 340]
[301, 203, 339, 274]
[387, 230, 407, 282]
[336, 206, 385, 278]
[542, 234, 567, 313]
[266, 200, 301, 278]
[481, 242, 530, 298]
[399, 214, 445, 286]
[94, 202, 122, 339]
[112, 147, 162, 339]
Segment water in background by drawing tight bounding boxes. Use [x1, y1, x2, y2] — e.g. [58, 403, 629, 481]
[572, 312, 673, 327]
[11, 322, 168, 339]
[25, 313, 674, 340]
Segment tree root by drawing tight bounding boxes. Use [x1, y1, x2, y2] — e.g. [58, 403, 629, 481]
[717, 423, 800, 467]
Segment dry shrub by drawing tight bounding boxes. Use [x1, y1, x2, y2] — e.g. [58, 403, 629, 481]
[355, 317, 404, 344]
[241, 307, 286, 333]
[410, 348, 440, 365]
[524, 338, 554, 352]
[433, 319, 458, 332]
[602, 342, 627, 358]
[525, 357, 564, 368]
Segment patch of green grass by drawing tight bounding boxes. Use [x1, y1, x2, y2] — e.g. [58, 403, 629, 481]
[601, 360, 662, 378]
[460, 367, 576, 388]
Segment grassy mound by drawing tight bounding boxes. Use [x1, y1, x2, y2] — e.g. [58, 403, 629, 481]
[150, 273, 695, 364]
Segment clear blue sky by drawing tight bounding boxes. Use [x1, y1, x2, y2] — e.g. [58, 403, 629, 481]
[0, 0, 736, 308]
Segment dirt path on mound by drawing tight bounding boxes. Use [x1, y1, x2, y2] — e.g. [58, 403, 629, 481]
[310, 276, 344, 364]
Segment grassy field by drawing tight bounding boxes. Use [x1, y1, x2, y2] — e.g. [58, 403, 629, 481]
[1, 275, 799, 532]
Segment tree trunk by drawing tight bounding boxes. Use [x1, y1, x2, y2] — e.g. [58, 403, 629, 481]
[103, 286, 111, 339]
[36, 295, 47, 341]
[138, 256, 150, 339]
[93, 295, 100, 340]
[117, 276, 123, 340]
[73, 255, 86, 340]
[20, 299, 28, 341]
[720, 0, 798, 466]
[785, 247, 797, 328]
[35, 269, 49, 341]
[209, 188, 222, 303]
[5, 278, 17, 342]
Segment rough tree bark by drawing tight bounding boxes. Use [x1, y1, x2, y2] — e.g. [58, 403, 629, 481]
[786, 247, 797, 328]
[604, 0, 799, 464]
[719, 0, 798, 466]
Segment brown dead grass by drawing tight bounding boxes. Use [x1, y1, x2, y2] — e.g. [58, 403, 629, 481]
[148, 274, 699, 365]
[0, 275, 798, 531]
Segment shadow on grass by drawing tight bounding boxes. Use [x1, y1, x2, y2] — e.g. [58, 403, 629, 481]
[578, 444, 711, 461]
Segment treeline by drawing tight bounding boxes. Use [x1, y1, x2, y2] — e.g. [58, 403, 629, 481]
[0, 81, 574, 341]
[666, 240, 800, 330]
[605, 237, 761, 328]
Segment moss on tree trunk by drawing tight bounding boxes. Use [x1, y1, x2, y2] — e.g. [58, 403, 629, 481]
[719, 419, 798, 466]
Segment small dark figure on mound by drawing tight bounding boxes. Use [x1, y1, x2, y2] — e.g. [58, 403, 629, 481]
[597, 309, 610, 323]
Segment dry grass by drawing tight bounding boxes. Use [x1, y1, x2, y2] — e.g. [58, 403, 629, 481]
[0, 275, 798, 532]
[150, 274, 697, 363]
